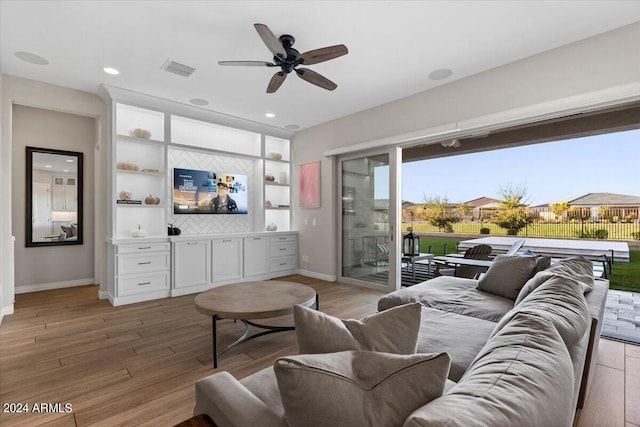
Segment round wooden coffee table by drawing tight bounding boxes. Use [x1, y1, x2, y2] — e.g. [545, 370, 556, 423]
[194, 281, 318, 368]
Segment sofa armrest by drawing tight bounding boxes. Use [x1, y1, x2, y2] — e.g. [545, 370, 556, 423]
[194, 372, 287, 427]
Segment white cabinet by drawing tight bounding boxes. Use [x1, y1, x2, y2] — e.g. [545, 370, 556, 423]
[172, 240, 211, 292]
[212, 238, 242, 284]
[113, 242, 171, 305]
[52, 176, 77, 211]
[269, 234, 297, 275]
[243, 236, 269, 277]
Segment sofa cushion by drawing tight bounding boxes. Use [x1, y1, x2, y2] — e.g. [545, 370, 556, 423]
[495, 275, 590, 348]
[378, 276, 513, 322]
[274, 350, 450, 427]
[416, 307, 497, 382]
[240, 367, 285, 418]
[476, 255, 538, 300]
[294, 302, 421, 354]
[404, 312, 575, 427]
[515, 256, 595, 305]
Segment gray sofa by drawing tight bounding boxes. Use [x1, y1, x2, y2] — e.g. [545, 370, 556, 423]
[194, 256, 608, 427]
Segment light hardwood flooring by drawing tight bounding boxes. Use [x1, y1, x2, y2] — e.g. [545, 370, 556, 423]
[0, 275, 638, 426]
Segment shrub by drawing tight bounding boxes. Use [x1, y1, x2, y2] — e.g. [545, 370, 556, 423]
[506, 229, 518, 235]
[594, 229, 609, 239]
[631, 231, 640, 240]
[480, 227, 490, 234]
[444, 223, 454, 233]
[576, 229, 609, 239]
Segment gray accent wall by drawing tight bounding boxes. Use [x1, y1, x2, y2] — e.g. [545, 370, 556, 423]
[12, 105, 96, 290]
[292, 22, 640, 280]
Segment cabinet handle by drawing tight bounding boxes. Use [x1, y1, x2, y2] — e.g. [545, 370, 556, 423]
[138, 246, 152, 250]
[187, 242, 197, 245]
[279, 262, 287, 266]
[138, 261, 151, 265]
[253, 237, 262, 240]
[279, 248, 286, 251]
[137, 281, 151, 286]
[223, 239, 231, 243]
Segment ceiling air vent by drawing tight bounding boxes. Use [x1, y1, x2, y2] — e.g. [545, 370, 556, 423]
[161, 59, 196, 77]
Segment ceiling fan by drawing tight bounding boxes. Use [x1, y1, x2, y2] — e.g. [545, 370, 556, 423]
[218, 23, 348, 93]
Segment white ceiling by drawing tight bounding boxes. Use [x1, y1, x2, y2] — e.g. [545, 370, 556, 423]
[2, 1, 640, 131]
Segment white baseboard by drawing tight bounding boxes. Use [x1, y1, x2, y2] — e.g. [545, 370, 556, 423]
[0, 304, 15, 324]
[14, 278, 96, 294]
[297, 269, 336, 282]
[98, 290, 108, 300]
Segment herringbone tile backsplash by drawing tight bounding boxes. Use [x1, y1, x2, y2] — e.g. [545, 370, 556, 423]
[167, 148, 255, 234]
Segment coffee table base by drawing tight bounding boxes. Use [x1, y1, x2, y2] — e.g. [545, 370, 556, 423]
[210, 294, 319, 368]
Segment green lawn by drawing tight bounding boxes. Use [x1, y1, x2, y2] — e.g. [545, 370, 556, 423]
[609, 248, 640, 293]
[416, 236, 640, 293]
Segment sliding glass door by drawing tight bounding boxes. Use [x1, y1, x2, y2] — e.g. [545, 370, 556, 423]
[339, 149, 400, 291]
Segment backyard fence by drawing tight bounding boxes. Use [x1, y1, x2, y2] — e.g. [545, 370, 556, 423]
[404, 206, 640, 241]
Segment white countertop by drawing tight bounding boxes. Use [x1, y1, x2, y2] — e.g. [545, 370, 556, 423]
[107, 230, 297, 245]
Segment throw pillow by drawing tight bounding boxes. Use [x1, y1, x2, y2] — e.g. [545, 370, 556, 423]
[515, 256, 594, 305]
[274, 350, 450, 427]
[294, 302, 421, 354]
[476, 255, 538, 300]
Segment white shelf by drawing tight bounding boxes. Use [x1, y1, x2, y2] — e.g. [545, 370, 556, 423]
[116, 169, 164, 176]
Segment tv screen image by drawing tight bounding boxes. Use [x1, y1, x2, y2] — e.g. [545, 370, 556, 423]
[173, 168, 248, 214]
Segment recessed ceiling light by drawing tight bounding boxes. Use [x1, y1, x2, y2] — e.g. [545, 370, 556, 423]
[45, 165, 52, 168]
[428, 68, 453, 80]
[265, 113, 276, 118]
[63, 169, 69, 173]
[103, 67, 120, 75]
[15, 51, 49, 65]
[66, 159, 74, 163]
[190, 98, 209, 106]
[285, 124, 300, 130]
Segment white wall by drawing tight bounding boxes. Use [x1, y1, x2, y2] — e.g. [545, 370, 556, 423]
[292, 22, 640, 279]
[1, 75, 107, 317]
[12, 105, 95, 290]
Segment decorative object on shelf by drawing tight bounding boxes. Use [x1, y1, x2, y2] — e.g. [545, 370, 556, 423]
[119, 191, 133, 200]
[144, 194, 161, 205]
[265, 174, 275, 182]
[266, 223, 278, 231]
[267, 152, 282, 160]
[129, 128, 151, 139]
[131, 225, 146, 237]
[265, 200, 272, 208]
[167, 223, 181, 236]
[117, 161, 139, 171]
[300, 161, 320, 208]
[141, 168, 161, 174]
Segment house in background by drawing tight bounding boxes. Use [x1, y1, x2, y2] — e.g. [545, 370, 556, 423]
[535, 192, 640, 221]
[464, 197, 501, 221]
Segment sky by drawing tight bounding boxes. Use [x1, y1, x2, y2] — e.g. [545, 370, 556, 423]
[400, 128, 640, 205]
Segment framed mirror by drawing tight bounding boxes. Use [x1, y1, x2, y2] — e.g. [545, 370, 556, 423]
[26, 146, 83, 247]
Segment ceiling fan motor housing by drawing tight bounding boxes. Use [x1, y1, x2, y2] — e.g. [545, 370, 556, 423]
[274, 34, 300, 73]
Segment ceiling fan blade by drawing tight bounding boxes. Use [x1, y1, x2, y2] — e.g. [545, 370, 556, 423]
[295, 68, 337, 91]
[267, 72, 287, 93]
[218, 61, 276, 67]
[298, 44, 348, 65]
[254, 23, 286, 58]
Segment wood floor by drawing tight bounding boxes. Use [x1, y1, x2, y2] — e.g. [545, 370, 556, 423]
[0, 275, 638, 426]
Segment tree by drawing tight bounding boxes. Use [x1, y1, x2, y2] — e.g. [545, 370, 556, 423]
[419, 195, 460, 233]
[550, 202, 569, 221]
[492, 183, 533, 235]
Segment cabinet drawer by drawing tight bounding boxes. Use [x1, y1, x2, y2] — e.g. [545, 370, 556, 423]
[269, 235, 296, 244]
[117, 242, 170, 254]
[270, 255, 296, 272]
[118, 272, 169, 295]
[118, 252, 169, 274]
[270, 242, 296, 257]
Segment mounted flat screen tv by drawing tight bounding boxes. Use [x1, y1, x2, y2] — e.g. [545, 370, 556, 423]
[173, 168, 248, 214]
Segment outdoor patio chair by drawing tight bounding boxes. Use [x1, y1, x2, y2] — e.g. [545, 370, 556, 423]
[434, 244, 493, 279]
[505, 239, 526, 256]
